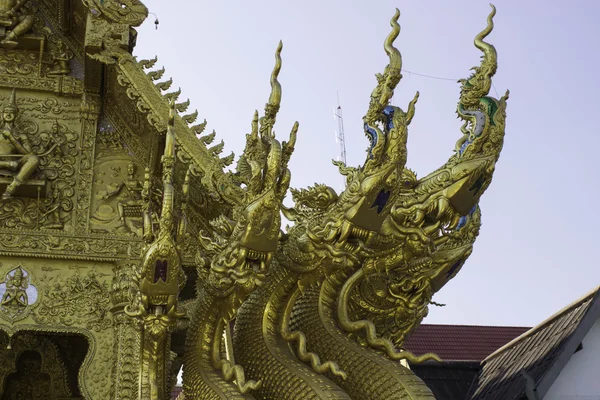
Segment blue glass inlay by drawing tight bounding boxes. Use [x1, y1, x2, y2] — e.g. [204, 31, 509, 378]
[455, 205, 477, 231]
[459, 138, 472, 156]
[370, 189, 391, 214]
[383, 106, 395, 130]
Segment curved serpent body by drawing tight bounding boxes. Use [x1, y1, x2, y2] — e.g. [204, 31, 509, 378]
[181, 6, 508, 399]
[183, 286, 256, 400]
[234, 261, 351, 400]
[291, 271, 435, 399]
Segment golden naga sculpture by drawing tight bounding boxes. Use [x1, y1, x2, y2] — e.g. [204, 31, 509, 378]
[0, 2, 506, 399]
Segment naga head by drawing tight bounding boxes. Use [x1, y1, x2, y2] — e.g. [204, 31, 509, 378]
[351, 206, 482, 347]
[199, 42, 297, 320]
[390, 4, 507, 245]
[350, 5, 506, 347]
[333, 10, 419, 245]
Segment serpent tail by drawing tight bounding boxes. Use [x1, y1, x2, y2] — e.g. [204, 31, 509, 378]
[337, 268, 440, 363]
[281, 287, 347, 379]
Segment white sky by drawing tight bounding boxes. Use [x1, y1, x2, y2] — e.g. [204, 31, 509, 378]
[134, 1, 600, 328]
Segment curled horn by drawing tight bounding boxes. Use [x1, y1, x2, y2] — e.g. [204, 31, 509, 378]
[474, 4, 498, 75]
[379, 9, 403, 107]
[384, 9, 402, 73]
[261, 41, 283, 138]
[459, 4, 499, 107]
[268, 40, 283, 110]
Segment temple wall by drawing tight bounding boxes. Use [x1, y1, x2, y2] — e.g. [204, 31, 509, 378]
[546, 318, 600, 400]
[0, 256, 120, 399]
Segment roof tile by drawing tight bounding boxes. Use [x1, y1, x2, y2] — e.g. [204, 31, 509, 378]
[403, 324, 530, 362]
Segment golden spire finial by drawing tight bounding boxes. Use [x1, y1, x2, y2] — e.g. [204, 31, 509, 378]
[159, 99, 177, 236]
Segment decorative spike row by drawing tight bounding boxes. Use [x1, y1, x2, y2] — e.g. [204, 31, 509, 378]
[164, 88, 182, 101]
[176, 99, 191, 113]
[182, 110, 198, 124]
[220, 152, 235, 167]
[156, 78, 173, 91]
[147, 66, 165, 81]
[198, 130, 216, 145]
[191, 120, 208, 135]
[139, 55, 158, 69]
[208, 140, 224, 155]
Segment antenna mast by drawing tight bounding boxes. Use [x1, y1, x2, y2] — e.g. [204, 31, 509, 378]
[333, 93, 347, 190]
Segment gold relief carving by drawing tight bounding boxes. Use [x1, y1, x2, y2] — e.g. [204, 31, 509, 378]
[32, 267, 113, 332]
[82, 0, 148, 27]
[0, 332, 72, 399]
[0, 89, 42, 199]
[0, 48, 37, 75]
[102, 73, 144, 162]
[80, 328, 115, 400]
[46, 39, 72, 76]
[0, 0, 35, 48]
[0, 232, 143, 261]
[0, 90, 80, 231]
[90, 159, 145, 236]
[74, 93, 99, 234]
[0, 4, 83, 96]
[0, 265, 37, 322]
[84, 11, 130, 65]
[111, 264, 144, 400]
[111, 313, 142, 399]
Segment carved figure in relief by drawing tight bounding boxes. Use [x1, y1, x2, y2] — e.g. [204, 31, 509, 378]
[47, 39, 73, 76]
[0, 0, 33, 47]
[96, 162, 144, 234]
[0, 89, 39, 199]
[39, 188, 63, 229]
[0, 266, 28, 314]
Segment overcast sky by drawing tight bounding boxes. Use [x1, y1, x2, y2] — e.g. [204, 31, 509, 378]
[134, 1, 600, 328]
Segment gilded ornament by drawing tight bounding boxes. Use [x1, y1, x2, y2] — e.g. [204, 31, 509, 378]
[0, 0, 34, 47]
[0, 3, 508, 399]
[0, 265, 37, 322]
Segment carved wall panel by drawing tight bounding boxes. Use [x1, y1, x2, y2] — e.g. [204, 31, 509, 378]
[0, 258, 116, 399]
[0, 89, 81, 231]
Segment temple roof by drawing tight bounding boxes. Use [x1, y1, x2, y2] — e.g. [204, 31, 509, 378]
[467, 286, 600, 400]
[404, 324, 530, 362]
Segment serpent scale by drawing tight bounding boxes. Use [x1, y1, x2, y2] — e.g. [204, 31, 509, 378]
[290, 269, 435, 399]
[234, 261, 351, 400]
[183, 284, 256, 400]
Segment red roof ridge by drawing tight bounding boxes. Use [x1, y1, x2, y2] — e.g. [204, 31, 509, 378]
[418, 323, 531, 329]
[404, 324, 531, 362]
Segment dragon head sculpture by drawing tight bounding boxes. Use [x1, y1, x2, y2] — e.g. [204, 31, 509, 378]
[198, 42, 297, 320]
[390, 4, 507, 246]
[350, 206, 481, 347]
[349, 4, 507, 348]
[283, 10, 419, 264]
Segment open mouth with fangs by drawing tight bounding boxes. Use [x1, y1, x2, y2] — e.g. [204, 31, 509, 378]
[406, 196, 463, 244]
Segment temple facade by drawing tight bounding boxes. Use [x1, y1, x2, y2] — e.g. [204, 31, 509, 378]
[0, 1, 509, 399]
[0, 1, 228, 398]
